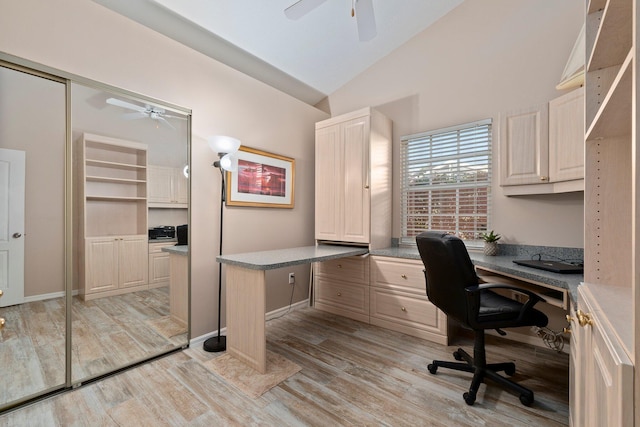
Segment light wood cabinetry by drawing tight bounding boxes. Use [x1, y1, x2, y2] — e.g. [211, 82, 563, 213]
[76, 133, 149, 300]
[313, 256, 370, 323]
[315, 107, 392, 249]
[148, 165, 187, 208]
[370, 256, 448, 345]
[501, 88, 585, 195]
[569, 286, 633, 427]
[576, 0, 636, 424]
[148, 241, 173, 288]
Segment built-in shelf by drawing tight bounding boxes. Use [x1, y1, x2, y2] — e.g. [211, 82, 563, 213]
[85, 159, 146, 170]
[587, 0, 632, 72]
[86, 175, 146, 184]
[586, 50, 632, 141]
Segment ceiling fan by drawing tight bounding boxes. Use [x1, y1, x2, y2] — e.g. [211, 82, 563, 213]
[285, 0, 377, 42]
[106, 97, 185, 130]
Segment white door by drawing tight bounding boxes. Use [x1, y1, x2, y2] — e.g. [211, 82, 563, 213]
[0, 148, 25, 307]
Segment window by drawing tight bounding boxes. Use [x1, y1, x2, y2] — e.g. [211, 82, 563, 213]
[400, 119, 492, 247]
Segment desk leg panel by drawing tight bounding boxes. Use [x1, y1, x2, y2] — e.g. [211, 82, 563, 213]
[225, 265, 267, 374]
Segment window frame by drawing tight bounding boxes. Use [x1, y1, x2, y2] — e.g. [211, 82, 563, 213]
[400, 118, 493, 248]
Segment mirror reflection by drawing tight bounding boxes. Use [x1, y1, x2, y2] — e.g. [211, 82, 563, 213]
[0, 64, 67, 406]
[71, 83, 190, 383]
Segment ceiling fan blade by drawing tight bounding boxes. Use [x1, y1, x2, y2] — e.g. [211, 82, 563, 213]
[355, 0, 377, 41]
[284, 0, 327, 20]
[157, 116, 176, 130]
[106, 97, 148, 113]
[122, 112, 148, 120]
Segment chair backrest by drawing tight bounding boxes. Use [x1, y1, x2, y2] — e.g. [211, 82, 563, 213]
[415, 231, 479, 324]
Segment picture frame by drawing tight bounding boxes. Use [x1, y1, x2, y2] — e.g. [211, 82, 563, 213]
[226, 146, 295, 208]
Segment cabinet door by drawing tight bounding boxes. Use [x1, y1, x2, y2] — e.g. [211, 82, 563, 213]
[85, 237, 119, 294]
[148, 244, 171, 287]
[173, 167, 188, 205]
[549, 87, 584, 182]
[342, 116, 370, 243]
[572, 287, 633, 427]
[148, 165, 173, 204]
[118, 236, 149, 288]
[500, 104, 549, 186]
[315, 124, 342, 241]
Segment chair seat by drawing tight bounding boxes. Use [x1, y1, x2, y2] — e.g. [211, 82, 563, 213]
[478, 289, 548, 326]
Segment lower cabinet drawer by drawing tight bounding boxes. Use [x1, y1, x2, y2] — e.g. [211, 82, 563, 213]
[314, 277, 369, 323]
[370, 287, 448, 345]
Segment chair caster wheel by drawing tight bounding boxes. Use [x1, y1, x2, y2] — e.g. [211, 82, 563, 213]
[463, 391, 476, 406]
[504, 364, 516, 376]
[427, 363, 437, 374]
[453, 350, 463, 361]
[519, 393, 534, 407]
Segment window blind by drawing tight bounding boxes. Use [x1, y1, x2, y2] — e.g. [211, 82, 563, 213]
[400, 119, 492, 247]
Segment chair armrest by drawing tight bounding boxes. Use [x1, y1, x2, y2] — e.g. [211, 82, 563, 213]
[464, 283, 546, 324]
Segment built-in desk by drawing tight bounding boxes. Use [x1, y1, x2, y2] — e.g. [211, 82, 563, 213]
[217, 245, 368, 373]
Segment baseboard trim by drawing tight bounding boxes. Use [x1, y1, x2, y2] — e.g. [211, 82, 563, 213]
[23, 289, 79, 303]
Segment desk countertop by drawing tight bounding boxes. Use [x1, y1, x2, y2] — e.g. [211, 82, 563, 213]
[370, 247, 583, 306]
[162, 245, 188, 256]
[217, 245, 368, 270]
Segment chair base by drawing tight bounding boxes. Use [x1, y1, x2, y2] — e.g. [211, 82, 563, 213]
[427, 335, 535, 406]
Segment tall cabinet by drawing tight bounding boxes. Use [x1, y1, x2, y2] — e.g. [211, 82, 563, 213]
[572, 0, 636, 425]
[76, 133, 149, 300]
[314, 107, 392, 249]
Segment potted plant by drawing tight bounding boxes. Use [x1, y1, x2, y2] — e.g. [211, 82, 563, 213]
[480, 230, 501, 256]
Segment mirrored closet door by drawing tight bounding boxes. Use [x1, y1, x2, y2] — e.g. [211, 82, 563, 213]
[70, 82, 190, 384]
[0, 63, 68, 408]
[0, 56, 191, 412]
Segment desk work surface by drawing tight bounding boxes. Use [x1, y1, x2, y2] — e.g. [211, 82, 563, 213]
[217, 245, 369, 270]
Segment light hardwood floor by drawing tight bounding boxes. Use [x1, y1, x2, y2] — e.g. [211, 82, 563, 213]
[1, 286, 187, 407]
[0, 307, 569, 426]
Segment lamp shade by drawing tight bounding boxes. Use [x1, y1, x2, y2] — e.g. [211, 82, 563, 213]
[208, 135, 241, 154]
[218, 152, 239, 172]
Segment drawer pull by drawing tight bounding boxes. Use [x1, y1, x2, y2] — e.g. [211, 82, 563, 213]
[337, 264, 342, 268]
[401, 307, 406, 312]
[337, 292, 342, 297]
[401, 274, 407, 279]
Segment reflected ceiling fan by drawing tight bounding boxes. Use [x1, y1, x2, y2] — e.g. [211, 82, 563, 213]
[106, 97, 185, 130]
[285, 0, 377, 41]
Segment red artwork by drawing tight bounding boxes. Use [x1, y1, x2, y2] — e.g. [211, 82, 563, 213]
[237, 160, 286, 197]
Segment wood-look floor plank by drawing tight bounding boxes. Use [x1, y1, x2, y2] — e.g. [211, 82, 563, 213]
[1, 307, 569, 426]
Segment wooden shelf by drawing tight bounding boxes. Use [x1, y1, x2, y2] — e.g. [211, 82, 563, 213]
[587, 0, 606, 13]
[85, 159, 146, 170]
[86, 195, 147, 201]
[86, 175, 146, 184]
[586, 50, 632, 141]
[587, 0, 632, 71]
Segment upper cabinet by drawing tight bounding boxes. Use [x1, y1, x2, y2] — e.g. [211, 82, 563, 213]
[315, 107, 392, 249]
[148, 165, 188, 208]
[500, 88, 585, 196]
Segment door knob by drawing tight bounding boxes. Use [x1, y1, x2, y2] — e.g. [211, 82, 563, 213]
[0, 318, 5, 330]
[12, 232, 22, 238]
[0, 290, 3, 298]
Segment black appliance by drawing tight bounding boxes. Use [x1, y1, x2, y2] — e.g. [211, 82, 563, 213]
[148, 225, 175, 240]
[176, 224, 188, 246]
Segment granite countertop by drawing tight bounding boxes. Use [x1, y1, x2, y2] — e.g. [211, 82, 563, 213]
[370, 246, 583, 307]
[161, 245, 188, 255]
[217, 245, 368, 270]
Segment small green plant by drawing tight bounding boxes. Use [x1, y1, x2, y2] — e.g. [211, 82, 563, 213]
[479, 230, 501, 243]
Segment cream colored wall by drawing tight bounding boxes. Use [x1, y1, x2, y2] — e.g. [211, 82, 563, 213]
[326, 0, 585, 248]
[0, 0, 328, 337]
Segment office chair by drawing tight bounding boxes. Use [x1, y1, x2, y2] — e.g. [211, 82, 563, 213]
[416, 231, 548, 406]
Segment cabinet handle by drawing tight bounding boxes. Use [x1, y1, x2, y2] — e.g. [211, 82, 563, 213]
[576, 310, 593, 327]
[401, 307, 406, 312]
[540, 176, 549, 182]
[401, 274, 407, 279]
[337, 292, 342, 296]
[0, 290, 3, 298]
[0, 318, 5, 330]
[337, 264, 342, 268]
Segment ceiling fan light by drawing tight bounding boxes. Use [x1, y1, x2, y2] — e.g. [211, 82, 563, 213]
[208, 135, 241, 155]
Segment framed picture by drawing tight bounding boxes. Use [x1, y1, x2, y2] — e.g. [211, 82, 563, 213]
[226, 146, 295, 208]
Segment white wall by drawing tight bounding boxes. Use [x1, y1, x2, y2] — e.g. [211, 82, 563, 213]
[327, 0, 585, 248]
[0, 0, 328, 337]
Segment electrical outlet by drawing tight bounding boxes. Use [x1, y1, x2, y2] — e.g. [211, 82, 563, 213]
[288, 272, 295, 285]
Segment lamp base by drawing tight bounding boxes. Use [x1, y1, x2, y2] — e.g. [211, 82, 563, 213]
[203, 335, 227, 353]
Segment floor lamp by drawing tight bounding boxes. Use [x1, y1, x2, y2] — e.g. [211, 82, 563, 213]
[203, 135, 241, 353]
